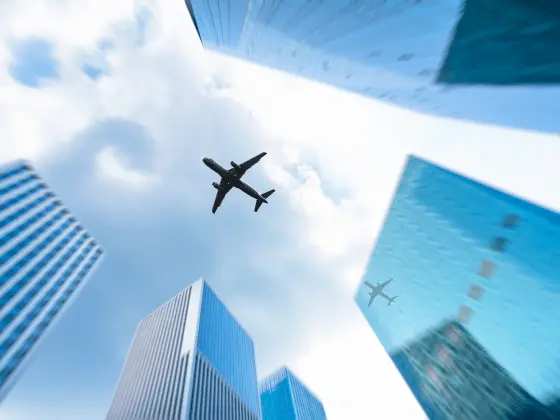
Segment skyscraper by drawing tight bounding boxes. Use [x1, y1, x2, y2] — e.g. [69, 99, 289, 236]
[183, 0, 560, 133]
[354, 155, 560, 419]
[106, 279, 261, 420]
[0, 160, 104, 402]
[260, 366, 327, 420]
[391, 319, 543, 420]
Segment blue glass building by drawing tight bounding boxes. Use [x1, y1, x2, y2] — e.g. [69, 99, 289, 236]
[0, 160, 104, 402]
[183, 0, 560, 133]
[355, 155, 560, 420]
[260, 366, 327, 420]
[106, 278, 261, 420]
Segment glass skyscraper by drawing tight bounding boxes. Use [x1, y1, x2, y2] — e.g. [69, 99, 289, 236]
[183, 0, 560, 133]
[355, 155, 560, 420]
[106, 278, 261, 420]
[260, 366, 327, 420]
[0, 159, 104, 402]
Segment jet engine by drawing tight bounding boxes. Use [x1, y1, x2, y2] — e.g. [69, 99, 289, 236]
[230, 161, 240, 170]
[212, 182, 220, 190]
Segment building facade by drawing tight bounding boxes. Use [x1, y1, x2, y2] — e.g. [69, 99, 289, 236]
[183, 0, 560, 133]
[260, 366, 327, 420]
[354, 155, 560, 419]
[106, 279, 261, 420]
[0, 160, 104, 401]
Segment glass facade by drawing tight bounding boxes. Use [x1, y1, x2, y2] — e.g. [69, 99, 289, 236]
[184, 0, 560, 133]
[260, 367, 327, 420]
[0, 160, 104, 402]
[197, 283, 260, 416]
[106, 279, 261, 420]
[355, 155, 560, 420]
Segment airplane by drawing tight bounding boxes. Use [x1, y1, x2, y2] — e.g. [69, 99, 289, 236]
[202, 152, 275, 214]
[363, 278, 397, 307]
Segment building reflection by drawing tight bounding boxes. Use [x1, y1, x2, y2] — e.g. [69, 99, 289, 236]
[354, 155, 560, 419]
[391, 319, 551, 420]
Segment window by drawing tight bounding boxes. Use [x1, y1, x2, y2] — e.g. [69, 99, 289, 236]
[446, 326, 462, 344]
[502, 214, 519, 229]
[468, 284, 485, 301]
[458, 305, 473, 324]
[425, 364, 442, 388]
[436, 345, 451, 367]
[477, 259, 496, 278]
[490, 236, 509, 252]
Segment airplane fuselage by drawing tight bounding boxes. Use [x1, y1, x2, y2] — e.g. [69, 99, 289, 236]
[364, 279, 396, 307]
[203, 158, 230, 178]
[203, 158, 267, 202]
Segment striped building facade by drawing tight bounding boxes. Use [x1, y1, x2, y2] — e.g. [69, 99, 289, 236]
[0, 160, 104, 401]
[260, 367, 327, 420]
[106, 279, 261, 420]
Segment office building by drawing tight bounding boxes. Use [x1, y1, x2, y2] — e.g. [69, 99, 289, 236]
[183, 0, 560, 133]
[0, 160, 104, 401]
[354, 155, 560, 419]
[106, 279, 261, 420]
[391, 319, 543, 420]
[260, 366, 326, 420]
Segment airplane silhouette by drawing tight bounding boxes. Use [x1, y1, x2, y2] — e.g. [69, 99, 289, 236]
[202, 152, 275, 213]
[364, 278, 397, 307]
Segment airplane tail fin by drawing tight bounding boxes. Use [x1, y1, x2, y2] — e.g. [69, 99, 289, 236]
[388, 296, 397, 306]
[262, 189, 275, 199]
[255, 189, 275, 212]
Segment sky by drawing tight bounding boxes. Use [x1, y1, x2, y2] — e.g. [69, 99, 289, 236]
[1, 0, 560, 419]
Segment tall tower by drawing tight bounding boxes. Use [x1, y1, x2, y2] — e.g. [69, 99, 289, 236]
[106, 279, 261, 420]
[260, 367, 327, 420]
[354, 155, 560, 419]
[183, 0, 560, 133]
[0, 160, 104, 401]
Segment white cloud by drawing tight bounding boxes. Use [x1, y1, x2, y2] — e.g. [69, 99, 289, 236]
[0, 0, 132, 163]
[292, 304, 427, 420]
[95, 145, 158, 189]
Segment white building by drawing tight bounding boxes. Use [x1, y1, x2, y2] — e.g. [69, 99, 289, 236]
[106, 279, 261, 420]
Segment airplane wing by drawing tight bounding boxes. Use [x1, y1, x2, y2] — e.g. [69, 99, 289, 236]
[238, 152, 267, 172]
[212, 189, 227, 213]
[363, 281, 375, 290]
[379, 278, 392, 288]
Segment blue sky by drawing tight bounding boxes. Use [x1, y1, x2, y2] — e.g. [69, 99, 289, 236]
[8, 37, 59, 87]
[1, 0, 560, 419]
